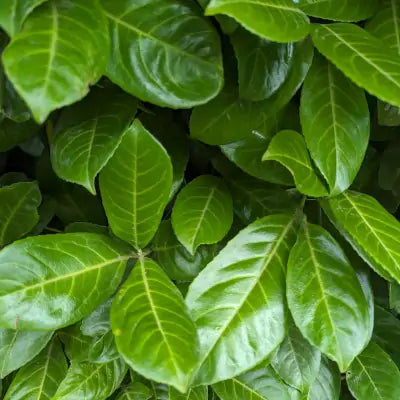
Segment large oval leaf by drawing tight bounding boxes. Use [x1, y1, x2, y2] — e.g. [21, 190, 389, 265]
[171, 175, 233, 254]
[0, 181, 41, 247]
[101, 0, 223, 108]
[346, 342, 400, 400]
[2, 0, 109, 123]
[311, 23, 400, 109]
[0, 233, 131, 330]
[4, 338, 67, 400]
[111, 258, 198, 393]
[206, 0, 309, 43]
[51, 86, 138, 194]
[300, 54, 369, 195]
[0, 328, 52, 378]
[115, 383, 153, 400]
[53, 358, 127, 400]
[263, 130, 329, 197]
[287, 220, 371, 371]
[212, 366, 291, 400]
[186, 214, 298, 385]
[271, 324, 321, 392]
[321, 190, 400, 284]
[100, 120, 172, 249]
[168, 386, 208, 400]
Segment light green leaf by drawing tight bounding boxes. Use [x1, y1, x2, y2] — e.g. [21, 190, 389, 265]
[2, 0, 110, 123]
[206, 0, 309, 43]
[102, 0, 223, 108]
[212, 366, 291, 400]
[321, 190, 400, 284]
[151, 220, 215, 281]
[231, 27, 294, 101]
[0, 181, 41, 247]
[302, 356, 340, 400]
[0, 0, 46, 37]
[53, 358, 127, 400]
[0, 328, 52, 378]
[186, 214, 298, 385]
[287, 220, 371, 371]
[300, 54, 369, 195]
[4, 338, 67, 400]
[168, 386, 208, 400]
[271, 324, 321, 391]
[111, 258, 198, 392]
[171, 175, 233, 254]
[346, 342, 400, 400]
[115, 383, 153, 400]
[0, 233, 131, 330]
[263, 130, 329, 197]
[51, 86, 138, 194]
[100, 120, 172, 249]
[296, 0, 378, 22]
[311, 23, 400, 109]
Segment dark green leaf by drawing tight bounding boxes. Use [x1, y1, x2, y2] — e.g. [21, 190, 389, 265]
[81, 298, 112, 337]
[65, 222, 109, 235]
[390, 282, 400, 314]
[0, 118, 39, 152]
[100, 120, 173, 249]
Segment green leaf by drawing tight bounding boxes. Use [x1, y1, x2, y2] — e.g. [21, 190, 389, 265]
[296, 0, 378, 22]
[168, 386, 208, 400]
[65, 222, 109, 235]
[4, 338, 67, 400]
[101, 0, 223, 108]
[151, 220, 215, 281]
[81, 298, 112, 337]
[300, 53, 369, 195]
[115, 383, 153, 400]
[390, 282, 400, 314]
[53, 358, 127, 400]
[287, 220, 371, 371]
[302, 356, 340, 400]
[171, 175, 233, 254]
[231, 27, 294, 101]
[100, 120, 173, 249]
[186, 214, 298, 385]
[0, 181, 41, 247]
[377, 101, 400, 127]
[263, 130, 329, 197]
[51, 86, 138, 194]
[0, 328, 52, 378]
[111, 258, 198, 392]
[311, 23, 400, 109]
[212, 366, 291, 400]
[321, 190, 400, 284]
[206, 0, 309, 43]
[346, 342, 400, 400]
[0, 0, 46, 37]
[271, 324, 321, 392]
[0, 232, 131, 330]
[0, 118, 39, 152]
[2, 0, 110, 123]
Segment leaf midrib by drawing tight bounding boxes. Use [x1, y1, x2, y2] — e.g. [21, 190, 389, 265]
[354, 356, 384, 400]
[35, 339, 53, 400]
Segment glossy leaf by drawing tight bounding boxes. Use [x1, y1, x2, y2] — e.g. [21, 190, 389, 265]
[271, 324, 321, 391]
[2, 0, 109, 123]
[53, 358, 127, 400]
[186, 214, 298, 385]
[231, 27, 294, 101]
[346, 342, 400, 400]
[81, 298, 112, 337]
[100, 120, 173, 249]
[151, 220, 215, 281]
[263, 130, 328, 197]
[168, 386, 208, 400]
[322, 190, 400, 284]
[287, 220, 371, 371]
[111, 257, 198, 392]
[171, 175, 233, 254]
[297, 0, 378, 22]
[4, 338, 67, 400]
[311, 23, 400, 109]
[300, 54, 369, 195]
[102, 0, 223, 108]
[0, 328, 52, 378]
[206, 0, 309, 43]
[212, 366, 291, 400]
[115, 383, 153, 400]
[51, 86, 138, 194]
[0, 233, 131, 330]
[0, 181, 41, 247]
